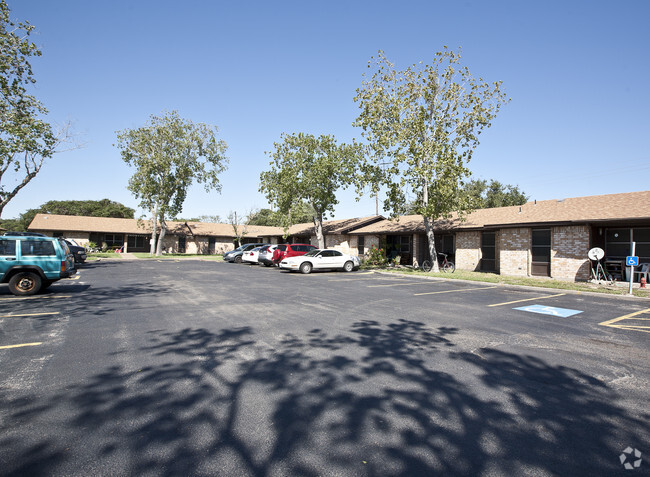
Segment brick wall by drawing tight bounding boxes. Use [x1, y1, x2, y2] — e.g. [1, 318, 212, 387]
[499, 228, 530, 277]
[160, 236, 235, 254]
[456, 231, 481, 271]
[324, 234, 354, 255]
[551, 225, 591, 281]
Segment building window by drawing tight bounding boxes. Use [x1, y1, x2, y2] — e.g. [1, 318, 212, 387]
[357, 236, 365, 255]
[127, 235, 147, 249]
[178, 236, 186, 253]
[634, 228, 650, 263]
[606, 227, 650, 263]
[605, 228, 630, 259]
[103, 234, 124, 248]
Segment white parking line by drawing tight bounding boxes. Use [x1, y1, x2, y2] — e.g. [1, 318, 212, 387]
[368, 282, 434, 288]
[0, 312, 60, 318]
[488, 293, 566, 307]
[0, 342, 43, 350]
[414, 286, 497, 296]
[0, 295, 71, 301]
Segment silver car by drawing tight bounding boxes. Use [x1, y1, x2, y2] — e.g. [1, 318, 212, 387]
[258, 244, 278, 267]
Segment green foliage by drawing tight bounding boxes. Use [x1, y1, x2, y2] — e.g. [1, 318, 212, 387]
[116, 110, 228, 255]
[116, 111, 228, 219]
[0, 199, 134, 231]
[462, 179, 528, 209]
[259, 132, 363, 247]
[247, 208, 277, 226]
[248, 202, 316, 226]
[354, 48, 509, 220]
[37, 199, 135, 218]
[0, 1, 58, 217]
[354, 48, 509, 270]
[364, 245, 387, 266]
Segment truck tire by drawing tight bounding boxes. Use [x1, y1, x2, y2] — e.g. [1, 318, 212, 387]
[8, 272, 42, 296]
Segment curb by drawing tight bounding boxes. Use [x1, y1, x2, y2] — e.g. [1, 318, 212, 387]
[370, 270, 650, 302]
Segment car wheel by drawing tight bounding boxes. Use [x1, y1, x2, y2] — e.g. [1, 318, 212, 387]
[234, 255, 242, 263]
[8, 272, 42, 296]
[343, 261, 354, 272]
[300, 262, 312, 274]
[264, 263, 272, 267]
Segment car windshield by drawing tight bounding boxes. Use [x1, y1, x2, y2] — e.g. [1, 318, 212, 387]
[303, 249, 321, 257]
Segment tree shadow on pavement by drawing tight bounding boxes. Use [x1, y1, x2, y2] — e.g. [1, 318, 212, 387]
[1, 320, 647, 476]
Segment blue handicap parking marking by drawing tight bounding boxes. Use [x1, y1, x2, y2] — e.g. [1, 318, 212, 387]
[514, 304, 583, 317]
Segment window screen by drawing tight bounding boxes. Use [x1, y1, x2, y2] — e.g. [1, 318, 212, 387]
[531, 229, 551, 263]
[104, 234, 123, 247]
[128, 235, 147, 248]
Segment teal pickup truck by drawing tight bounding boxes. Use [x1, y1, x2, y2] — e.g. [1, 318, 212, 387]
[0, 236, 76, 296]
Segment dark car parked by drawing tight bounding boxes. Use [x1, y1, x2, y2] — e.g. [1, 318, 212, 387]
[223, 243, 266, 263]
[272, 243, 317, 265]
[64, 239, 87, 264]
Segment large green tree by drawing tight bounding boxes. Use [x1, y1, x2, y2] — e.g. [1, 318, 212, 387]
[463, 179, 528, 209]
[116, 111, 228, 255]
[248, 201, 316, 227]
[0, 0, 73, 218]
[259, 133, 362, 248]
[354, 48, 509, 271]
[0, 199, 135, 232]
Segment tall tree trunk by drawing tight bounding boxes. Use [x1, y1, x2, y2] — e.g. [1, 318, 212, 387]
[313, 213, 325, 249]
[156, 218, 167, 256]
[422, 179, 439, 272]
[149, 202, 159, 255]
[423, 216, 439, 272]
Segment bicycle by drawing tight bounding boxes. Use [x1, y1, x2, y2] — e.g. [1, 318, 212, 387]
[421, 252, 455, 273]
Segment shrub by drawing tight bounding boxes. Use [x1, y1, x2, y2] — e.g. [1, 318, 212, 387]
[365, 245, 387, 266]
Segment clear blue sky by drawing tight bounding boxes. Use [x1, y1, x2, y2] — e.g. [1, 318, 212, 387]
[4, 0, 649, 221]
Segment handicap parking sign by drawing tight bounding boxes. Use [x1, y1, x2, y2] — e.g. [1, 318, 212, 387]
[515, 305, 583, 317]
[626, 256, 639, 267]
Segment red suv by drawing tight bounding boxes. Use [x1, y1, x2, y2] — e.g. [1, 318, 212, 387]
[272, 243, 316, 265]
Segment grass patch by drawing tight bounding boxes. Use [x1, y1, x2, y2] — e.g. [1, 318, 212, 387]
[374, 266, 650, 297]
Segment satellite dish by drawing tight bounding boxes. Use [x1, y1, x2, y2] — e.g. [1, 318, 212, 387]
[588, 247, 605, 261]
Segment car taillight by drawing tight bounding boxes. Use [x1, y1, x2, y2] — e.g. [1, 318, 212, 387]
[61, 261, 66, 272]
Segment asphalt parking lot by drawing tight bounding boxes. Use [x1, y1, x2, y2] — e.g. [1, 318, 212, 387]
[1, 259, 648, 476]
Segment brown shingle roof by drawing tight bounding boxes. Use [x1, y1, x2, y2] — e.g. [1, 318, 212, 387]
[286, 215, 384, 236]
[27, 191, 650, 238]
[351, 190, 650, 234]
[28, 214, 285, 237]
